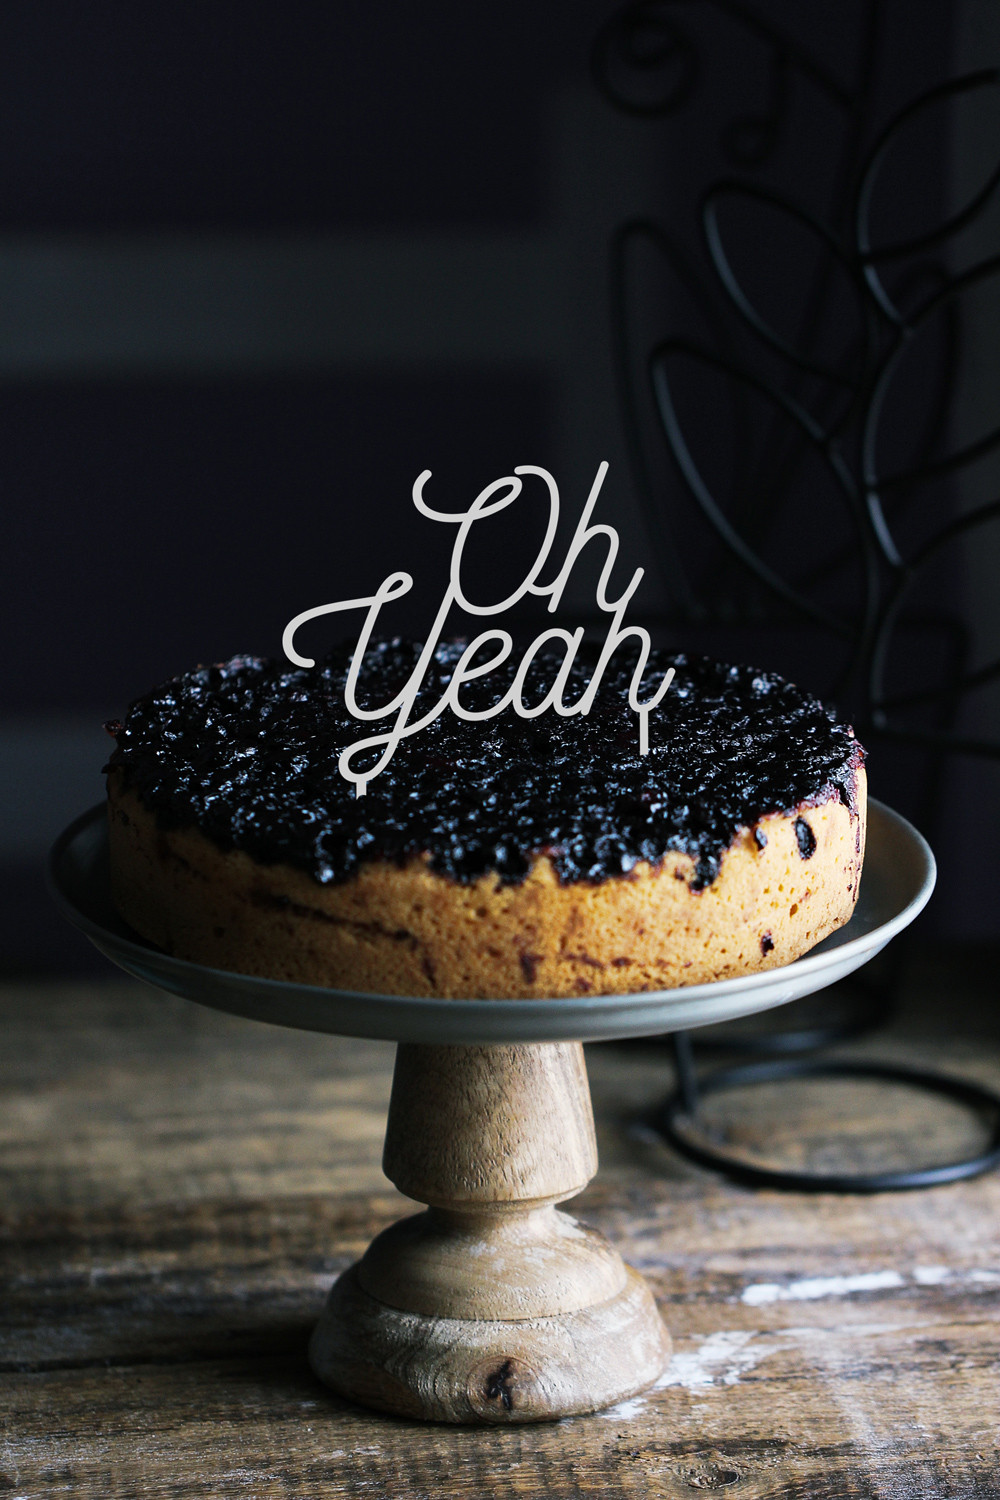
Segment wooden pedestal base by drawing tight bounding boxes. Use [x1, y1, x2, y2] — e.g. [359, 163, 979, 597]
[308, 1042, 671, 1424]
[310, 1261, 666, 1424]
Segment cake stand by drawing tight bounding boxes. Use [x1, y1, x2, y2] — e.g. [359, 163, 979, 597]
[49, 798, 934, 1424]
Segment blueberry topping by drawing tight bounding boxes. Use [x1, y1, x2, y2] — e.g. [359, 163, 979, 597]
[105, 640, 861, 890]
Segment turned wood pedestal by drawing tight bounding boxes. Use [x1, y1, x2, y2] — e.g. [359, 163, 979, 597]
[309, 1042, 671, 1423]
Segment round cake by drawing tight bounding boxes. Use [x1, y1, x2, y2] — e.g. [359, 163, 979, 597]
[104, 640, 866, 998]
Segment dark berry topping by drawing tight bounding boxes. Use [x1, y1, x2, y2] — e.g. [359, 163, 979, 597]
[105, 640, 861, 889]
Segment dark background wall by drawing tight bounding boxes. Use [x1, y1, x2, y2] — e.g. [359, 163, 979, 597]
[3, 1, 997, 970]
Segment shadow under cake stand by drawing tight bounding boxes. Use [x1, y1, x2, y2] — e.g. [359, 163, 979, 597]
[50, 798, 934, 1424]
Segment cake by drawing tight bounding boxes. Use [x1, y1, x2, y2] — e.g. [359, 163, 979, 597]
[104, 640, 866, 998]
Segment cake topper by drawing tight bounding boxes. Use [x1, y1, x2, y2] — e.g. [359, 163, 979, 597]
[283, 462, 674, 795]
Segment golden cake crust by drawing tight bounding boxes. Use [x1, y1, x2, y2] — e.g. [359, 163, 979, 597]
[107, 768, 866, 999]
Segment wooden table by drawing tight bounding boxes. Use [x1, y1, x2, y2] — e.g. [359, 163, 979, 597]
[2, 953, 999, 1497]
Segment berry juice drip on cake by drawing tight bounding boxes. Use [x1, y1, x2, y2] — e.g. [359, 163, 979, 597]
[105, 641, 866, 1000]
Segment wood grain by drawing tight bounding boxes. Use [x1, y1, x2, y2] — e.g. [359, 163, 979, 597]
[383, 1042, 597, 1207]
[310, 1262, 667, 1423]
[313, 1041, 669, 1419]
[2, 958, 1000, 1494]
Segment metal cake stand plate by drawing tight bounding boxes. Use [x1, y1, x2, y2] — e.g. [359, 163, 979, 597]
[50, 798, 933, 1425]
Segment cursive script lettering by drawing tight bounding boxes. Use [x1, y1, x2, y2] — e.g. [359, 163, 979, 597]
[282, 462, 674, 794]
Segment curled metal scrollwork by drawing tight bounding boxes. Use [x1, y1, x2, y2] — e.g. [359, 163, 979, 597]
[597, 3, 1000, 764]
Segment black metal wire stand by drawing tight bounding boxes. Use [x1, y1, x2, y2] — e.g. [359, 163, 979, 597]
[593, 2, 1000, 1189]
[660, 1033, 1000, 1192]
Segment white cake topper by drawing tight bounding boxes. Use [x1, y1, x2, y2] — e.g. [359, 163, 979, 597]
[282, 462, 674, 796]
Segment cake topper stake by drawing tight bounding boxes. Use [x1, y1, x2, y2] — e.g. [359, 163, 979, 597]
[283, 462, 674, 795]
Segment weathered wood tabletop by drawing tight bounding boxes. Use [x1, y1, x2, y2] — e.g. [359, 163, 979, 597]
[2, 951, 999, 1498]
